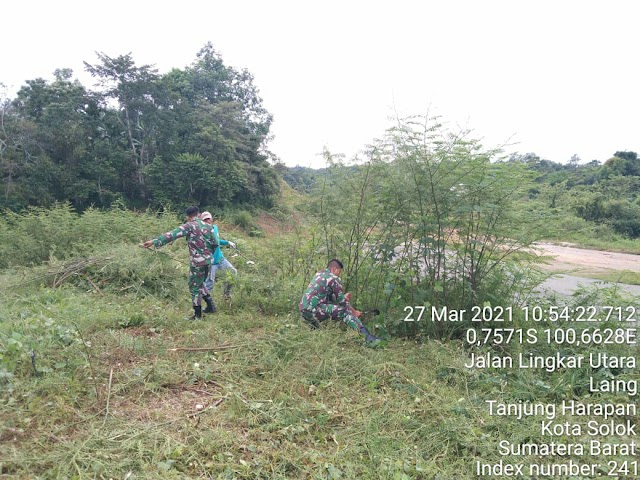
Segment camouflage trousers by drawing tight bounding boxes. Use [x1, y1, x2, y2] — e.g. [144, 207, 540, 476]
[188, 265, 210, 307]
[300, 304, 363, 332]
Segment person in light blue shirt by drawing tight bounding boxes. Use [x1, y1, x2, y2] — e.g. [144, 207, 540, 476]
[201, 211, 237, 312]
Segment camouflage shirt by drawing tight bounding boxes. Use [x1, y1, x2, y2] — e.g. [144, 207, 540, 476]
[299, 268, 347, 311]
[152, 218, 218, 267]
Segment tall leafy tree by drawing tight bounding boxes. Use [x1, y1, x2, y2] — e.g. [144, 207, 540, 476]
[1, 44, 280, 210]
[84, 53, 160, 198]
[148, 43, 278, 208]
[10, 70, 119, 208]
[601, 150, 640, 177]
[0, 85, 41, 208]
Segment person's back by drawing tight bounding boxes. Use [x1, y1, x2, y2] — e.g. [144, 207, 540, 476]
[299, 259, 381, 347]
[153, 217, 216, 267]
[300, 268, 344, 313]
[141, 206, 218, 318]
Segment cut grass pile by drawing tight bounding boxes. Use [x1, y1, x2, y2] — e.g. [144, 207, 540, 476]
[1, 283, 638, 479]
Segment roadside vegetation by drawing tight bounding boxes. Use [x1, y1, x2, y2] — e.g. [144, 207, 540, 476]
[1, 206, 637, 478]
[2, 45, 639, 479]
[284, 150, 640, 256]
[2, 119, 639, 478]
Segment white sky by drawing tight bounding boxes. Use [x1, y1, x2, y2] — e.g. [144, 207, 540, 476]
[2, 0, 638, 168]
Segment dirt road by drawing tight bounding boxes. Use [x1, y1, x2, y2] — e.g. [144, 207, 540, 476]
[534, 243, 640, 275]
[533, 243, 640, 297]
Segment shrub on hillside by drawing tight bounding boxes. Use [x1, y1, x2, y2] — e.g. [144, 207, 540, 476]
[0, 204, 181, 269]
[230, 210, 255, 231]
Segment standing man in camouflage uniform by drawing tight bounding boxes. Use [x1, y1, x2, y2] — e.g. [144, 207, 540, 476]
[299, 259, 381, 347]
[141, 206, 218, 319]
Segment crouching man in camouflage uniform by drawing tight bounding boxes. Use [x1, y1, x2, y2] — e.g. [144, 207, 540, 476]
[299, 259, 381, 347]
[141, 206, 218, 319]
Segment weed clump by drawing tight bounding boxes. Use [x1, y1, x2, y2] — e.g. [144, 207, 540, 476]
[0, 203, 180, 269]
[229, 210, 255, 232]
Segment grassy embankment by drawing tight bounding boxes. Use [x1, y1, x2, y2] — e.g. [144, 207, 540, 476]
[1, 202, 638, 479]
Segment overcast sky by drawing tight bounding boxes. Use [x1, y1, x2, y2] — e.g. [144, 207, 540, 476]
[2, 0, 638, 168]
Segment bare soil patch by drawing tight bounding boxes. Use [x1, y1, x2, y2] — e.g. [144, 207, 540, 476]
[254, 211, 301, 236]
[533, 242, 640, 275]
[109, 384, 223, 423]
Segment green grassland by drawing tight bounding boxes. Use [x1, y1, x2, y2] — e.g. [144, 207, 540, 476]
[1, 207, 638, 479]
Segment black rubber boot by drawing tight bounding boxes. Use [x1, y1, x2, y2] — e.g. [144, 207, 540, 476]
[304, 317, 321, 329]
[223, 284, 232, 299]
[359, 325, 382, 348]
[203, 295, 216, 314]
[193, 305, 202, 319]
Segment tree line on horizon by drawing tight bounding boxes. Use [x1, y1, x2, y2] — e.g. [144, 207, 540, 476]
[2, 45, 640, 241]
[281, 150, 640, 239]
[0, 43, 279, 212]
[505, 150, 640, 238]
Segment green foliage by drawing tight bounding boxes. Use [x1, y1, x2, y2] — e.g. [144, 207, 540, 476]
[146, 153, 222, 206]
[1, 44, 279, 211]
[2, 76, 117, 209]
[575, 192, 640, 238]
[0, 203, 179, 269]
[39, 244, 187, 300]
[501, 150, 640, 245]
[276, 164, 327, 193]
[229, 210, 255, 231]
[600, 151, 640, 177]
[0, 205, 637, 478]
[308, 118, 548, 339]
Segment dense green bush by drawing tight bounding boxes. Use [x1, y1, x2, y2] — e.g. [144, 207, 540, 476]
[229, 210, 255, 231]
[575, 195, 640, 238]
[0, 203, 180, 269]
[307, 118, 548, 339]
